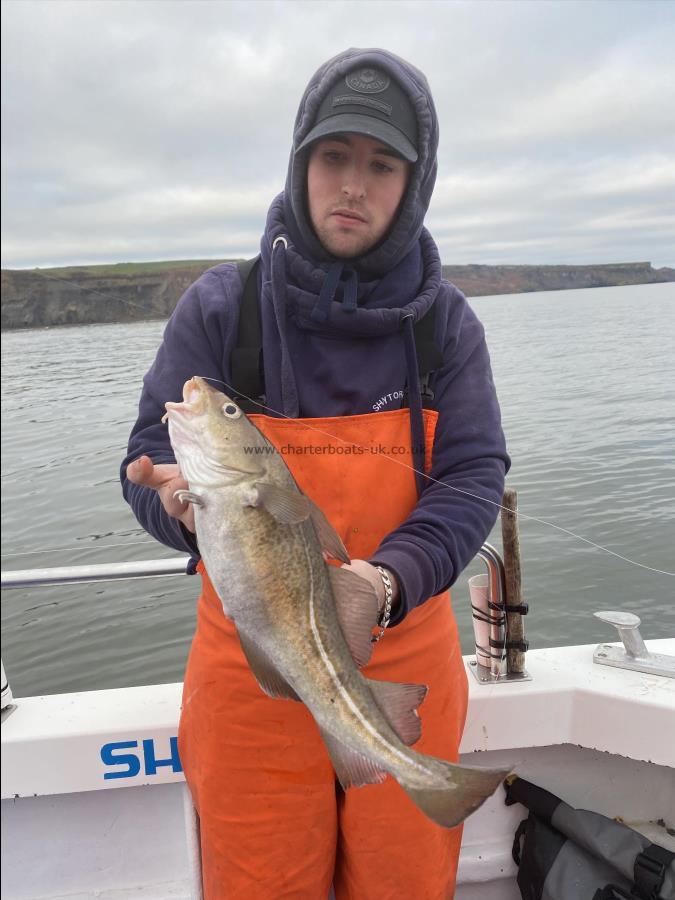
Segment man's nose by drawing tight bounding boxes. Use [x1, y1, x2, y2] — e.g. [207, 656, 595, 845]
[341, 165, 366, 199]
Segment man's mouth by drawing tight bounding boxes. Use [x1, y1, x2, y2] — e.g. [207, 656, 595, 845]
[331, 208, 367, 224]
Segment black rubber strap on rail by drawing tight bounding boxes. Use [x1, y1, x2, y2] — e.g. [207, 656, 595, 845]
[505, 603, 530, 615]
[489, 638, 530, 652]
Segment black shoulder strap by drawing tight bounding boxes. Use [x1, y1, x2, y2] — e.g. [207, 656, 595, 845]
[399, 302, 443, 410]
[413, 302, 443, 407]
[413, 301, 440, 370]
[231, 256, 264, 413]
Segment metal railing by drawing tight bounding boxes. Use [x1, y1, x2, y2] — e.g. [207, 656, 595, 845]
[2, 547, 504, 593]
[1, 544, 527, 687]
[1, 557, 191, 589]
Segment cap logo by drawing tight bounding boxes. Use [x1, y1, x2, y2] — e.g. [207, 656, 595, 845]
[345, 67, 390, 94]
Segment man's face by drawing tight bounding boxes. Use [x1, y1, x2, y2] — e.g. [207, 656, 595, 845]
[307, 133, 411, 259]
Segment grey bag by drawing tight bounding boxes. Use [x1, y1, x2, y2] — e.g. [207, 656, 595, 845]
[505, 777, 675, 900]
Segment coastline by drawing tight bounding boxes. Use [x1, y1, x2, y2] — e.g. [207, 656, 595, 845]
[2, 259, 673, 331]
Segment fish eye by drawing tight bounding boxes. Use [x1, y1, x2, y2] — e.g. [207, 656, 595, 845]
[222, 402, 242, 419]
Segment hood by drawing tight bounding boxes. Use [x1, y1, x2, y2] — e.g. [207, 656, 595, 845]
[283, 47, 439, 279]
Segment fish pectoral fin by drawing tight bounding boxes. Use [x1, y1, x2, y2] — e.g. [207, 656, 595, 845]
[252, 482, 311, 525]
[173, 489, 205, 508]
[328, 567, 380, 668]
[306, 499, 350, 564]
[237, 631, 300, 701]
[366, 679, 428, 746]
[319, 728, 387, 790]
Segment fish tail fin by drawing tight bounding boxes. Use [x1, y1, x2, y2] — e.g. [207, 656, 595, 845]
[401, 759, 510, 829]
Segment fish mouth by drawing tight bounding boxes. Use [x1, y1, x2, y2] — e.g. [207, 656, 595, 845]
[163, 376, 213, 422]
[182, 377, 202, 405]
[163, 376, 262, 482]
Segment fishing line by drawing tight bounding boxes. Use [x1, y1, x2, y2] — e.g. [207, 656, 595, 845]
[19, 276, 672, 574]
[194, 375, 675, 579]
[1, 538, 162, 561]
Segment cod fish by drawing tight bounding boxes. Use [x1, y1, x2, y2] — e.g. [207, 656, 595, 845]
[164, 376, 509, 828]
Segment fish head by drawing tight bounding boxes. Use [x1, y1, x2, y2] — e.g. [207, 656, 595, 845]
[164, 376, 265, 488]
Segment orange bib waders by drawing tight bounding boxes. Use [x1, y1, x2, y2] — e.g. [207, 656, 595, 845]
[178, 408, 469, 899]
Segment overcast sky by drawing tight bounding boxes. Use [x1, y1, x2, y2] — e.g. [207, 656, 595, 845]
[2, 0, 674, 269]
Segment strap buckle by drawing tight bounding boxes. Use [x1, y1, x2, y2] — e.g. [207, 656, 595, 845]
[632, 847, 670, 899]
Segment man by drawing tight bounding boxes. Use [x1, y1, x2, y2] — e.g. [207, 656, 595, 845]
[122, 47, 509, 899]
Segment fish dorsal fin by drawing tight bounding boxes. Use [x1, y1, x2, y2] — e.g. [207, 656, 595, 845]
[253, 482, 310, 524]
[319, 727, 387, 790]
[328, 566, 380, 668]
[366, 679, 428, 746]
[307, 497, 350, 564]
[237, 630, 300, 701]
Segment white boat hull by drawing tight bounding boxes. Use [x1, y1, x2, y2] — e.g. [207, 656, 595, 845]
[3, 641, 674, 899]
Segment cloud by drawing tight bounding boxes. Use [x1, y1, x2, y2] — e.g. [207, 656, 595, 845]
[2, 0, 674, 268]
[428, 152, 675, 264]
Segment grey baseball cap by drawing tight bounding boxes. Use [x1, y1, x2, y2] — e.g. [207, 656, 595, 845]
[296, 65, 418, 162]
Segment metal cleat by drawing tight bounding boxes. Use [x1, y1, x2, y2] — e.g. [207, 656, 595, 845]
[593, 611, 675, 679]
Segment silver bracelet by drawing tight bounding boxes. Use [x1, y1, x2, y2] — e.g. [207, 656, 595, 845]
[371, 566, 394, 644]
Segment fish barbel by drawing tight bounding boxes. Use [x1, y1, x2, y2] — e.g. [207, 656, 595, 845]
[164, 376, 509, 828]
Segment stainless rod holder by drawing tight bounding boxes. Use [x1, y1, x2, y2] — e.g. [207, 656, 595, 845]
[468, 543, 531, 684]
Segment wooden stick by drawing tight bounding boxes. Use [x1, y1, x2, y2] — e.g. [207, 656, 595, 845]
[500, 488, 526, 674]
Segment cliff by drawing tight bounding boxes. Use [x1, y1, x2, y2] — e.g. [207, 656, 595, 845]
[1, 260, 231, 331]
[441, 261, 675, 297]
[2, 259, 673, 331]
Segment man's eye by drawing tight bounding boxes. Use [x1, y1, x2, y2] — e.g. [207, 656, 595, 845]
[324, 151, 344, 163]
[373, 161, 393, 174]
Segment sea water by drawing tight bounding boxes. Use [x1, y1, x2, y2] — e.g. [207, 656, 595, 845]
[2, 282, 674, 696]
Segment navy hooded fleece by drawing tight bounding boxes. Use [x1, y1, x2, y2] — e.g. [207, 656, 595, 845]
[121, 48, 510, 625]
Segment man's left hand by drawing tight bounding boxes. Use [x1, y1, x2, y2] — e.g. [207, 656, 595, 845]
[340, 559, 400, 616]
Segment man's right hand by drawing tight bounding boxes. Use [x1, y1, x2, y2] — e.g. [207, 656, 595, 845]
[126, 456, 196, 534]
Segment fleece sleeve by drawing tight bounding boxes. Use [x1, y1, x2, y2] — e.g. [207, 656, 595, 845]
[371, 284, 510, 625]
[120, 264, 242, 555]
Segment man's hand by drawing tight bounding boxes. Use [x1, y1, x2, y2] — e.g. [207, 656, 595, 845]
[126, 456, 196, 534]
[340, 559, 400, 616]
